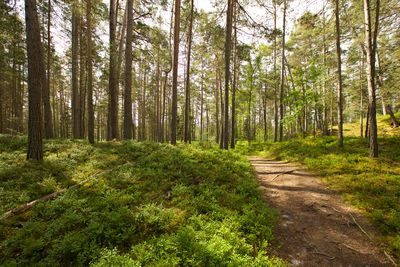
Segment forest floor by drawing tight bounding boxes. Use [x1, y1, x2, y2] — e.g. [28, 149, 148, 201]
[248, 156, 394, 267]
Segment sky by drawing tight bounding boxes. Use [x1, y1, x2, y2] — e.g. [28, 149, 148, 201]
[14, 0, 326, 66]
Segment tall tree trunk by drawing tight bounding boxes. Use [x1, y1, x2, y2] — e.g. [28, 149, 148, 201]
[0, 44, 3, 134]
[109, 0, 119, 140]
[71, 4, 80, 139]
[219, 59, 224, 149]
[123, 0, 133, 140]
[184, 0, 194, 143]
[363, 0, 379, 157]
[330, 71, 334, 135]
[43, 0, 53, 138]
[322, 2, 328, 136]
[279, 0, 286, 142]
[335, 0, 343, 147]
[87, 0, 94, 144]
[25, 0, 43, 160]
[200, 61, 204, 141]
[360, 51, 364, 137]
[141, 69, 147, 140]
[215, 56, 219, 143]
[223, 0, 233, 149]
[273, 0, 278, 142]
[171, 0, 181, 145]
[79, 17, 86, 139]
[117, 3, 128, 79]
[231, 0, 237, 148]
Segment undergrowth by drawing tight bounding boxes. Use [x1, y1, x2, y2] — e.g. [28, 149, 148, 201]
[0, 135, 286, 266]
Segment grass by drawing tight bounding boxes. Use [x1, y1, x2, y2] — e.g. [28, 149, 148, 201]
[0, 136, 286, 266]
[236, 113, 400, 261]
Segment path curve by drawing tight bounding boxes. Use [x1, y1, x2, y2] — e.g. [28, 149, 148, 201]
[248, 156, 394, 267]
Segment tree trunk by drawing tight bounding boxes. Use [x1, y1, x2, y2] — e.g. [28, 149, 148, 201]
[71, 4, 80, 139]
[200, 62, 204, 141]
[363, 0, 379, 157]
[273, 0, 278, 143]
[109, 0, 119, 140]
[43, 0, 53, 138]
[215, 56, 219, 143]
[360, 52, 364, 137]
[385, 104, 399, 127]
[231, 1, 237, 149]
[87, 0, 94, 144]
[25, 0, 44, 160]
[335, 0, 343, 148]
[79, 16, 86, 139]
[171, 0, 181, 145]
[330, 71, 334, 135]
[322, 3, 328, 136]
[223, 0, 233, 149]
[123, 0, 133, 140]
[184, 0, 194, 143]
[279, 0, 286, 142]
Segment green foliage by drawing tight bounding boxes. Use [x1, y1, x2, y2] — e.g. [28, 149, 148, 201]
[0, 136, 286, 266]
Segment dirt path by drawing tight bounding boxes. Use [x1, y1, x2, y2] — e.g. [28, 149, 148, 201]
[248, 156, 395, 267]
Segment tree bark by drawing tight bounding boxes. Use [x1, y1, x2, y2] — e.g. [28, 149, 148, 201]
[322, 2, 328, 136]
[279, 0, 286, 142]
[360, 51, 364, 137]
[87, 0, 94, 144]
[223, 0, 233, 149]
[215, 56, 220, 143]
[184, 0, 194, 143]
[335, 0, 343, 148]
[231, 0, 237, 148]
[123, 0, 133, 140]
[109, 0, 119, 140]
[363, 0, 379, 157]
[171, 0, 181, 145]
[79, 16, 86, 139]
[25, 0, 43, 160]
[71, 4, 80, 139]
[273, 0, 278, 142]
[43, 0, 53, 138]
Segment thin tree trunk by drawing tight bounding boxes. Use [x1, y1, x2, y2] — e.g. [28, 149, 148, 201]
[43, 0, 53, 138]
[273, 0, 278, 142]
[215, 56, 220, 143]
[279, 0, 286, 142]
[184, 0, 194, 143]
[87, 0, 94, 144]
[200, 61, 204, 141]
[335, 0, 343, 147]
[79, 17, 86, 139]
[109, 0, 119, 140]
[231, 0, 237, 148]
[25, 0, 43, 160]
[117, 3, 128, 79]
[171, 0, 181, 145]
[223, 0, 233, 149]
[330, 71, 334, 135]
[71, 4, 80, 139]
[123, 0, 133, 140]
[360, 51, 364, 137]
[322, 2, 328, 136]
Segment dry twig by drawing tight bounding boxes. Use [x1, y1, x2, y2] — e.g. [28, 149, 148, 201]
[270, 170, 296, 182]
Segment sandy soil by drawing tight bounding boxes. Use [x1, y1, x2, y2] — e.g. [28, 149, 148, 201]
[248, 156, 395, 267]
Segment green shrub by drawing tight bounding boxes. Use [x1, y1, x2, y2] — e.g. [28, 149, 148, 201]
[0, 140, 286, 266]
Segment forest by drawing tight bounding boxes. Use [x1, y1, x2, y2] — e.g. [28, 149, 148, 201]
[1, 0, 400, 265]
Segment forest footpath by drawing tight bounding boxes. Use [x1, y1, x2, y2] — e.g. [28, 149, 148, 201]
[248, 156, 393, 266]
